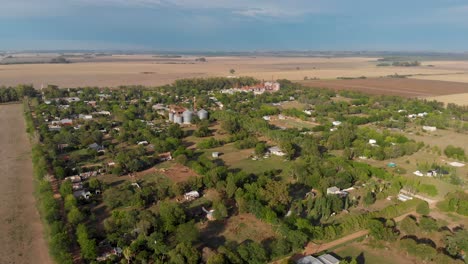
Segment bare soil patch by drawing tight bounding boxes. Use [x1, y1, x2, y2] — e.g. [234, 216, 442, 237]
[0, 104, 52, 264]
[158, 162, 199, 183]
[301, 78, 468, 97]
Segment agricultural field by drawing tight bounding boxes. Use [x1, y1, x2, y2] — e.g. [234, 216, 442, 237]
[301, 77, 468, 98]
[425, 93, 468, 106]
[0, 104, 52, 264]
[2, 55, 468, 89]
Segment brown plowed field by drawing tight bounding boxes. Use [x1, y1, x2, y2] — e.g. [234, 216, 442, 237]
[300, 78, 468, 97]
[0, 104, 52, 264]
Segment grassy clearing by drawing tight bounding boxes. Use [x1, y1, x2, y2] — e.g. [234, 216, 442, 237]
[199, 143, 290, 175]
[199, 213, 276, 248]
[334, 242, 416, 264]
[269, 118, 318, 130]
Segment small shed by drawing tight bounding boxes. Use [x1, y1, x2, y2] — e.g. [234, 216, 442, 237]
[212, 152, 220, 158]
[387, 162, 397, 168]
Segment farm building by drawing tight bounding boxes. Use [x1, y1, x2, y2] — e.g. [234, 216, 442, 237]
[65, 175, 82, 183]
[398, 193, 413, 202]
[318, 254, 340, 264]
[332, 121, 342, 126]
[158, 152, 172, 161]
[326, 186, 341, 195]
[88, 143, 104, 151]
[184, 191, 200, 201]
[296, 256, 322, 264]
[423, 126, 437, 132]
[212, 152, 220, 158]
[296, 254, 340, 264]
[79, 114, 93, 120]
[197, 109, 209, 120]
[268, 146, 286, 156]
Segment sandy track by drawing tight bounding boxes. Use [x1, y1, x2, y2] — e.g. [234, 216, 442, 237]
[0, 104, 52, 264]
[300, 211, 416, 256]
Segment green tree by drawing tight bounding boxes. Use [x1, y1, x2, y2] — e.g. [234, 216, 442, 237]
[60, 180, 73, 197]
[363, 191, 376, 205]
[229, 69, 236, 75]
[254, 142, 267, 156]
[175, 221, 199, 244]
[158, 201, 186, 232]
[67, 206, 84, 225]
[419, 216, 438, 232]
[168, 242, 200, 264]
[76, 224, 97, 260]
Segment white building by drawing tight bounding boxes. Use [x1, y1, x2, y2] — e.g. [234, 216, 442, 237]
[423, 126, 437, 132]
[369, 139, 377, 145]
[326, 186, 341, 195]
[184, 191, 200, 201]
[332, 121, 342, 126]
[268, 146, 286, 156]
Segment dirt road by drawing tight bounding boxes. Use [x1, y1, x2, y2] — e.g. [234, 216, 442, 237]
[0, 104, 52, 264]
[301, 211, 415, 256]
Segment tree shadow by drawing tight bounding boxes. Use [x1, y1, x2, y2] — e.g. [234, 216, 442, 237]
[198, 220, 228, 248]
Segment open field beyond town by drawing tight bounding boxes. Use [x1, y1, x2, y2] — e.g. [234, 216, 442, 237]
[2, 55, 468, 93]
[300, 78, 468, 98]
[0, 103, 52, 264]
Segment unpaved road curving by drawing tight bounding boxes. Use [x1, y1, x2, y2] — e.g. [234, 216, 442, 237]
[0, 103, 52, 264]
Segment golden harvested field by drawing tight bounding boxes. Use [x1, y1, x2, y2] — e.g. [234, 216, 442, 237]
[301, 78, 468, 97]
[0, 104, 52, 264]
[425, 93, 468, 106]
[1, 55, 467, 88]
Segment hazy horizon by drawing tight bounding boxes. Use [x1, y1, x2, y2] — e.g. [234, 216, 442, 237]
[2, 0, 468, 52]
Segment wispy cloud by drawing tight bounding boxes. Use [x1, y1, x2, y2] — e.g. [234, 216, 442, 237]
[0, 0, 328, 19]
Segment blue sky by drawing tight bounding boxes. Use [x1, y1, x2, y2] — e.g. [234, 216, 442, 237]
[1, 0, 468, 51]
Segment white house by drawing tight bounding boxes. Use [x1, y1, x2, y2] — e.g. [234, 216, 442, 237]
[79, 114, 93, 120]
[303, 110, 313, 115]
[184, 191, 200, 201]
[413, 170, 424, 177]
[423, 126, 437, 132]
[137, 141, 149, 146]
[368, 139, 377, 145]
[268, 146, 286, 156]
[263, 116, 271, 121]
[332, 121, 342, 126]
[326, 186, 341, 195]
[212, 152, 220, 158]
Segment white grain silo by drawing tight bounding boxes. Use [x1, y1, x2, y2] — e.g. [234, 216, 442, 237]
[183, 110, 193, 124]
[174, 114, 183, 124]
[197, 109, 208, 120]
